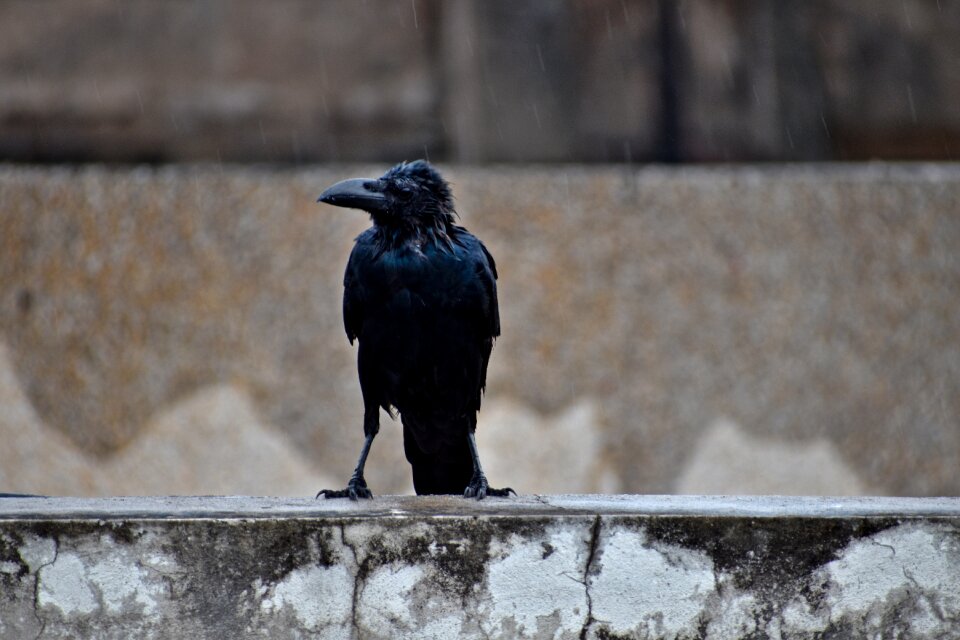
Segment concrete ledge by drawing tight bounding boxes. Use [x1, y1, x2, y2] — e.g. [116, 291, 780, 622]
[2, 496, 959, 638]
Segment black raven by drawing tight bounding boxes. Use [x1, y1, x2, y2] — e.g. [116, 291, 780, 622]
[316, 160, 513, 500]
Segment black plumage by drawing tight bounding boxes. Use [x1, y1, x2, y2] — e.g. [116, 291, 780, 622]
[316, 160, 512, 499]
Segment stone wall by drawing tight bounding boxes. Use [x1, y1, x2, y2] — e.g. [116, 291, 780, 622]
[1, 0, 958, 163]
[2, 495, 959, 638]
[1, 164, 958, 498]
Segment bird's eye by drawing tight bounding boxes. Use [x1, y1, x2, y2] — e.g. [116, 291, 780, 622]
[395, 185, 414, 201]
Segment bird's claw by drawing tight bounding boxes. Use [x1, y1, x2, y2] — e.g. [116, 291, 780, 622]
[316, 477, 373, 501]
[464, 474, 515, 500]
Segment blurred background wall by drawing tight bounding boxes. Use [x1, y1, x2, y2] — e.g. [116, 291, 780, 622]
[1, 1, 959, 498]
[1, 0, 959, 164]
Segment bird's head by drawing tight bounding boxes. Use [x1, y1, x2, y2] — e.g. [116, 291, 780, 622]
[317, 160, 455, 228]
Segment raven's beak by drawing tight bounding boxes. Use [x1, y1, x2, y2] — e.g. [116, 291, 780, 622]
[317, 178, 388, 213]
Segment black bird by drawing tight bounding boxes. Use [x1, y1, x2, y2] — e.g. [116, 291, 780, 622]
[316, 160, 513, 500]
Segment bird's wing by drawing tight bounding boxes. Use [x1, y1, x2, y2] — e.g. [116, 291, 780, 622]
[448, 230, 500, 340]
[477, 240, 501, 339]
[343, 229, 379, 344]
[457, 235, 500, 410]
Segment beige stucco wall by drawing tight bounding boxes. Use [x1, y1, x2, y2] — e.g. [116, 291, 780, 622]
[1, 164, 958, 497]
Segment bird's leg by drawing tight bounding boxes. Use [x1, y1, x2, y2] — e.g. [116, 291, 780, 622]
[463, 430, 515, 500]
[317, 410, 378, 500]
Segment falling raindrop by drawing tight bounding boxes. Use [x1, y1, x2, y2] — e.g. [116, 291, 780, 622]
[135, 90, 144, 115]
[906, 83, 917, 123]
[291, 132, 302, 161]
[194, 175, 202, 212]
[536, 44, 545, 72]
[259, 120, 266, 147]
[411, 0, 418, 29]
[486, 80, 499, 108]
[785, 127, 795, 150]
[820, 113, 831, 139]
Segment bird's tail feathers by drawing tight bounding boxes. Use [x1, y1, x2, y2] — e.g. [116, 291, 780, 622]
[402, 414, 473, 495]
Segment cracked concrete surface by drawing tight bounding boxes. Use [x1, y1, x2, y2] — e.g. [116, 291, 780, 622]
[1, 495, 959, 639]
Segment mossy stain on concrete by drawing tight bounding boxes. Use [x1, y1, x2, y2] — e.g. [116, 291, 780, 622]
[640, 516, 899, 589]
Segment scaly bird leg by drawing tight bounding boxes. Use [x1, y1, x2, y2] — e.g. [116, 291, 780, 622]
[317, 433, 375, 500]
[463, 431, 515, 500]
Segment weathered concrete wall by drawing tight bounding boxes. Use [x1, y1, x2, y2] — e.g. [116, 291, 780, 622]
[1, 495, 959, 638]
[1, 164, 959, 498]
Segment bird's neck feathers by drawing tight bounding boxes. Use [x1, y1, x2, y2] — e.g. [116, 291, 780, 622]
[372, 208, 459, 252]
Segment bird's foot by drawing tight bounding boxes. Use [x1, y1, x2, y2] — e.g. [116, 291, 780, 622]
[316, 476, 373, 501]
[464, 473, 515, 500]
